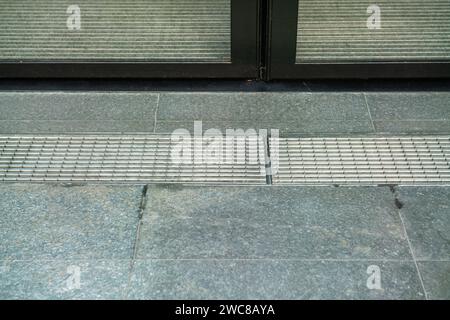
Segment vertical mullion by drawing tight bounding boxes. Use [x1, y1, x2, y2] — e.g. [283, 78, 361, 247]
[269, 0, 298, 67]
[231, 0, 259, 67]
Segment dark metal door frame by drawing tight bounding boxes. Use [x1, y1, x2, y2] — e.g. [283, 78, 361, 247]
[2, 0, 450, 80]
[267, 0, 450, 80]
[0, 0, 260, 79]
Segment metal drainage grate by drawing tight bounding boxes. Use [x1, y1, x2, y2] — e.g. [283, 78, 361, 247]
[3, 135, 450, 186]
[0, 135, 266, 185]
[270, 136, 450, 185]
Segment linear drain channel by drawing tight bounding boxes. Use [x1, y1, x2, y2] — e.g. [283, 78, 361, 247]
[0, 135, 266, 185]
[2, 135, 450, 186]
[270, 136, 450, 185]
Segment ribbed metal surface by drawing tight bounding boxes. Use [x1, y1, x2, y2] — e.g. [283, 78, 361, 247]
[0, 0, 231, 62]
[0, 135, 266, 184]
[296, 0, 450, 62]
[270, 136, 450, 185]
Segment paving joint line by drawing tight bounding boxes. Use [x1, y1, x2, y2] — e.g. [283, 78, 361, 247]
[130, 258, 415, 262]
[124, 184, 149, 299]
[0, 258, 422, 263]
[391, 186, 429, 300]
[363, 93, 377, 133]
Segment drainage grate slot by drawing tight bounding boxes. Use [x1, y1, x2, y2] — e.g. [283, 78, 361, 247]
[3, 135, 450, 186]
[0, 135, 266, 185]
[270, 136, 450, 185]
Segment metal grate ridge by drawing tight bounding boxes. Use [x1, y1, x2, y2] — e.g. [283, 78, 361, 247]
[270, 136, 450, 186]
[2, 135, 450, 186]
[0, 135, 266, 185]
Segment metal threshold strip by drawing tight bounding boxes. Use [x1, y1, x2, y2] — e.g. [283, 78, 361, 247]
[1, 135, 450, 186]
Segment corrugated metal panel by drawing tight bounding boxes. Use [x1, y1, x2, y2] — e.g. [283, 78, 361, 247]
[0, 0, 231, 63]
[296, 0, 450, 62]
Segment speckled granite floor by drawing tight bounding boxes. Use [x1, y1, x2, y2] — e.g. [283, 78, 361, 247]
[1, 91, 450, 135]
[0, 184, 449, 299]
[0, 89, 449, 299]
